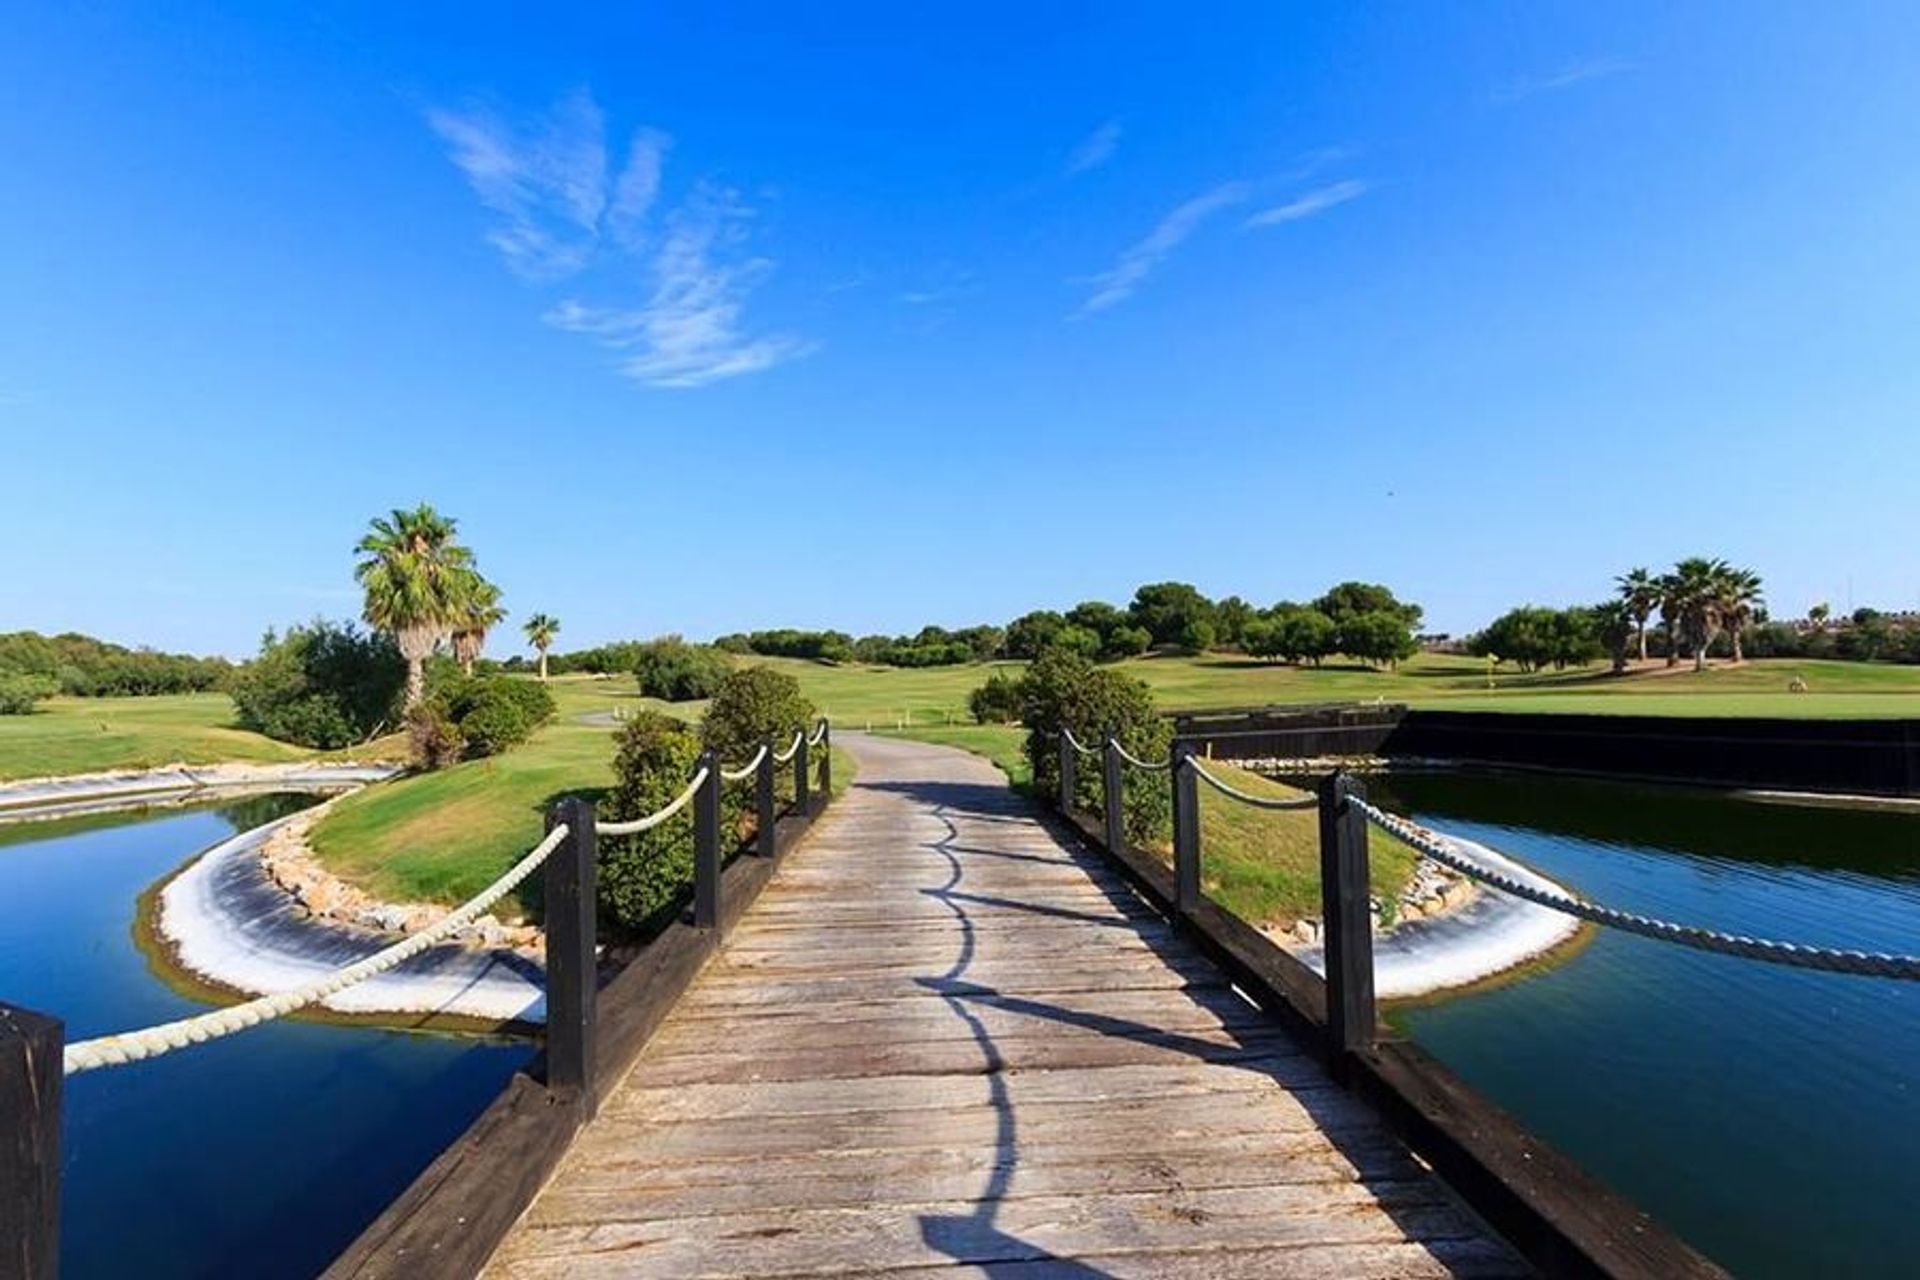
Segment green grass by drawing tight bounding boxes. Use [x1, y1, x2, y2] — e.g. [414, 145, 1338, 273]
[0, 693, 343, 782]
[743, 652, 1920, 723]
[312, 675, 855, 907]
[886, 722, 1412, 928]
[285, 653, 1920, 910]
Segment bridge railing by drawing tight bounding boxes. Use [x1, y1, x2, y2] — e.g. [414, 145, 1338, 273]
[1057, 728, 1915, 1277]
[0, 717, 834, 1280]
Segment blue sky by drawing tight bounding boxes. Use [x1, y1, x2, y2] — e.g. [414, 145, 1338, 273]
[5, 3, 1920, 657]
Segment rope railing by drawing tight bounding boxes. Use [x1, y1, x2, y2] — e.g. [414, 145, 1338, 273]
[1063, 728, 1101, 756]
[806, 719, 829, 747]
[720, 744, 768, 783]
[1188, 758, 1319, 810]
[598, 766, 710, 836]
[64, 824, 573, 1075]
[771, 729, 804, 764]
[1111, 741, 1171, 771]
[1349, 797, 1920, 982]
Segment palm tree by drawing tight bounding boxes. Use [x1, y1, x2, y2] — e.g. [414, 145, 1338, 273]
[1714, 565, 1764, 664]
[355, 504, 479, 711]
[523, 613, 560, 681]
[1592, 600, 1635, 675]
[1657, 571, 1684, 667]
[451, 576, 506, 677]
[1670, 556, 1729, 672]
[1615, 567, 1659, 664]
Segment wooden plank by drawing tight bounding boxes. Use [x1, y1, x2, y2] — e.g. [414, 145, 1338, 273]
[479, 735, 1526, 1280]
[843, 1237, 1532, 1279]
[0, 1002, 61, 1280]
[489, 1181, 1481, 1277]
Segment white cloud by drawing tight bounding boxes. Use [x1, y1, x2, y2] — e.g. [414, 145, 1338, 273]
[1065, 120, 1122, 176]
[1076, 182, 1250, 314]
[430, 92, 808, 388]
[545, 184, 814, 389]
[1495, 56, 1638, 103]
[1244, 179, 1371, 228]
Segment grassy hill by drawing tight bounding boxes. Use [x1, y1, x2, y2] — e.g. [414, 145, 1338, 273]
[0, 693, 318, 782]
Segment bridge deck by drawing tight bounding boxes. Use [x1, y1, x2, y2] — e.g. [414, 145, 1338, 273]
[486, 735, 1524, 1278]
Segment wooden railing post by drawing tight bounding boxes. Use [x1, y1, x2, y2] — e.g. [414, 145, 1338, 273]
[1102, 737, 1126, 853]
[794, 733, 811, 816]
[1058, 730, 1076, 812]
[543, 797, 598, 1117]
[694, 750, 722, 929]
[756, 736, 777, 858]
[816, 722, 832, 800]
[1317, 771, 1376, 1070]
[2, 1002, 63, 1280]
[1172, 745, 1201, 914]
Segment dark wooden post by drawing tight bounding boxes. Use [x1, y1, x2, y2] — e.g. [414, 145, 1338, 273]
[1317, 771, 1376, 1069]
[543, 797, 598, 1117]
[1172, 745, 1201, 914]
[1, 1002, 62, 1280]
[816, 722, 832, 801]
[755, 736, 777, 857]
[794, 733, 811, 816]
[1102, 738, 1126, 853]
[1058, 730, 1076, 812]
[694, 750, 722, 929]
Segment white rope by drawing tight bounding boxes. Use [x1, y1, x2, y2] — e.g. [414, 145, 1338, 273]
[806, 719, 829, 746]
[1188, 759, 1318, 810]
[1062, 728, 1101, 757]
[720, 744, 768, 782]
[1350, 798, 1920, 982]
[64, 824, 572, 1075]
[599, 766, 710, 836]
[771, 729, 804, 763]
[1112, 741, 1171, 772]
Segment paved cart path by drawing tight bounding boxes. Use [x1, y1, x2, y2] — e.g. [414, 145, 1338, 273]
[486, 734, 1523, 1278]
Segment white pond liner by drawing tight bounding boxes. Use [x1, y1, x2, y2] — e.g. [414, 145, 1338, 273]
[1291, 830, 1581, 999]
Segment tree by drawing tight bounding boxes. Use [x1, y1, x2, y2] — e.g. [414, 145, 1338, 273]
[1102, 624, 1152, 660]
[1592, 601, 1635, 675]
[1670, 556, 1729, 671]
[1313, 582, 1423, 632]
[451, 577, 505, 677]
[1656, 571, 1684, 667]
[1214, 596, 1255, 647]
[231, 621, 404, 748]
[1340, 610, 1418, 668]
[1177, 617, 1218, 654]
[1808, 602, 1831, 631]
[354, 504, 485, 711]
[1615, 567, 1659, 664]
[633, 635, 731, 701]
[1713, 565, 1764, 663]
[1470, 607, 1560, 673]
[1128, 582, 1215, 648]
[522, 613, 560, 680]
[1273, 608, 1338, 666]
[1004, 610, 1068, 659]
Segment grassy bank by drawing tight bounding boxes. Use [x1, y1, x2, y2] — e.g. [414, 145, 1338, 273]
[885, 723, 1414, 927]
[0, 693, 354, 782]
[313, 676, 853, 906]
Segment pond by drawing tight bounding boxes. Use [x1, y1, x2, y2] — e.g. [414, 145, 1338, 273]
[0, 797, 528, 1279]
[1373, 770, 1920, 1279]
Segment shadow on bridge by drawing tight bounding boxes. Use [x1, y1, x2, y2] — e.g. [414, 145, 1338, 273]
[861, 774, 1467, 1276]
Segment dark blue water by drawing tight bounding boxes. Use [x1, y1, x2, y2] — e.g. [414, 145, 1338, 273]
[0, 799, 528, 1279]
[1376, 772, 1920, 1279]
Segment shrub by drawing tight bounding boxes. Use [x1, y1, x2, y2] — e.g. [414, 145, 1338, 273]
[633, 636, 733, 701]
[968, 670, 1023, 724]
[406, 703, 465, 770]
[0, 673, 56, 715]
[1018, 649, 1172, 846]
[599, 712, 705, 937]
[231, 621, 404, 749]
[701, 666, 816, 764]
[432, 675, 555, 759]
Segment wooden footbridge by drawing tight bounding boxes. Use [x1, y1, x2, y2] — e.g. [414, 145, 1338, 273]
[4, 728, 1737, 1279]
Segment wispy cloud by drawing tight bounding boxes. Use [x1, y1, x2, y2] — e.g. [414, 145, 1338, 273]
[429, 91, 808, 388]
[545, 185, 814, 389]
[1495, 56, 1638, 104]
[1076, 182, 1250, 315]
[1065, 120, 1122, 176]
[1244, 178, 1371, 228]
